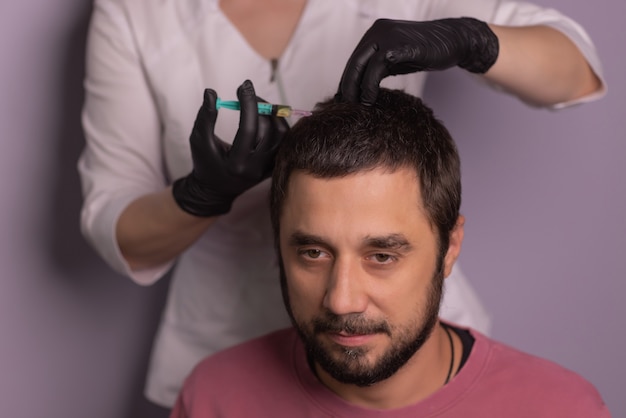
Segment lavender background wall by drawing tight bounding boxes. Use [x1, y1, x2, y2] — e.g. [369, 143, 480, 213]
[0, 0, 623, 417]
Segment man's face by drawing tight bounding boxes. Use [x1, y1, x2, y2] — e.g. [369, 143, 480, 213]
[279, 167, 463, 387]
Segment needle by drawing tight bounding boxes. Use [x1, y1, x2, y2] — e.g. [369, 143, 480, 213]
[216, 98, 312, 118]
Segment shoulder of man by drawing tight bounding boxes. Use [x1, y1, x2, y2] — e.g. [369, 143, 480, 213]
[472, 331, 610, 417]
[178, 328, 300, 407]
[192, 327, 296, 381]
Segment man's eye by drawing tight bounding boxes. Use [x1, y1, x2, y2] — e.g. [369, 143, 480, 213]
[372, 253, 393, 264]
[300, 249, 323, 259]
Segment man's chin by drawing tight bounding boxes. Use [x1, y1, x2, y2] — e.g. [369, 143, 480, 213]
[318, 361, 387, 387]
[313, 345, 386, 385]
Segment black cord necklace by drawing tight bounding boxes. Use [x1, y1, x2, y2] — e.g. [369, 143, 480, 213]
[443, 325, 455, 385]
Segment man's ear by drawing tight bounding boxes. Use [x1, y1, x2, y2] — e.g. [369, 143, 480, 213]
[443, 215, 465, 278]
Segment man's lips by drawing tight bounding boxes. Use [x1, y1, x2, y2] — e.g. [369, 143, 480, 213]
[326, 331, 378, 347]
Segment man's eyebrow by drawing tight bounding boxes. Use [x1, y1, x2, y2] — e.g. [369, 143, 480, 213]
[363, 234, 413, 251]
[287, 231, 328, 247]
[287, 232, 412, 252]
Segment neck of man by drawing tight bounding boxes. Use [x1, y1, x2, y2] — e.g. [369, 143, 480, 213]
[314, 321, 457, 410]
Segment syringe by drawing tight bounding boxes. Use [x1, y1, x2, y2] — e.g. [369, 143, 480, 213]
[216, 98, 312, 118]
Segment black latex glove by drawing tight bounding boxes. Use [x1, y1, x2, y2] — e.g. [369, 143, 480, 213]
[173, 80, 288, 217]
[338, 17, 499, 105]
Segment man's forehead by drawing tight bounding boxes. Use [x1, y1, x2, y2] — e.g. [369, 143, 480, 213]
[282, 167, 430, 228]
[285, 167, 422, 202]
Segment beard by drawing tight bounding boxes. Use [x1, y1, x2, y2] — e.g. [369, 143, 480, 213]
[280, 258, 444, 387]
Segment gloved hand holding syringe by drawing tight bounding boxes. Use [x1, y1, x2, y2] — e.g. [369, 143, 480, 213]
[173, 80, 292, 217]
[216, 98, 312, 118]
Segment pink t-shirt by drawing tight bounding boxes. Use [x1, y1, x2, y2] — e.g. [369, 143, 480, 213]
[171, 327, 610, 417]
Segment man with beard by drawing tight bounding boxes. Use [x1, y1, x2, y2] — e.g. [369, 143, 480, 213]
[170, 88, 609, 417]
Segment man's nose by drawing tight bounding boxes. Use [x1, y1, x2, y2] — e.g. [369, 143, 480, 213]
[322, 256, 368, 315]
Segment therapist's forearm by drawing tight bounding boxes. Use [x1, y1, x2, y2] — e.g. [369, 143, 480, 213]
[116, 186, 216, 271]
[485, 25, 601, 106]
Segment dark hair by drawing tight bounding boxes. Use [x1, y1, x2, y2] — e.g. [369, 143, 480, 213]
[270, 88, 461, 261]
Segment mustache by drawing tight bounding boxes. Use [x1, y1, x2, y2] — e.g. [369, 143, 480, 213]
[312, 313, 391, 336]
